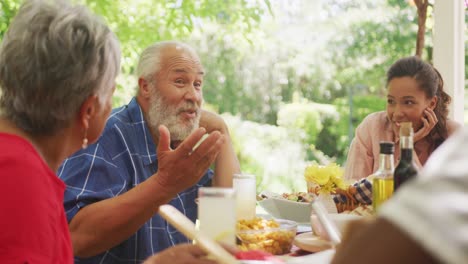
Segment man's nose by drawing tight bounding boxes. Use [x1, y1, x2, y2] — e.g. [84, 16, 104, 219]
[184, 85, 202, 102]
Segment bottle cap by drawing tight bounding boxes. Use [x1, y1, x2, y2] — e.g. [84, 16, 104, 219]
[379, 141, 395, 154]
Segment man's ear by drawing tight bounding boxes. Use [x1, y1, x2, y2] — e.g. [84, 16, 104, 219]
[138, 77, 152, 99]
[79, 95, 99, 129]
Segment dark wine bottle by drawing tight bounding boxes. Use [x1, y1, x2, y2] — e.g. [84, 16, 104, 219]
[394, 122, 418, 191]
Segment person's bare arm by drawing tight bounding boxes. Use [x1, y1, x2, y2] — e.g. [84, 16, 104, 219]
[70, 125, 225, 257]
[332, 218, 440, 264]
[199, 110, 240, 187]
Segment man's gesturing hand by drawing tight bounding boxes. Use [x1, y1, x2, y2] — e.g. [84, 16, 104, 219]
[153, 125, 225, 199]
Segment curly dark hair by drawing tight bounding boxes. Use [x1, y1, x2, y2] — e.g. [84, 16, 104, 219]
[386, 56, 451, 147]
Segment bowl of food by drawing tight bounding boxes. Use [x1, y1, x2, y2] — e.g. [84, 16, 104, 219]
[236, 218, 297, 255]
[257, 192, 313, 223]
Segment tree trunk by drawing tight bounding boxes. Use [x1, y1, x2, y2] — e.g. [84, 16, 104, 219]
[414, 0, 429, 58]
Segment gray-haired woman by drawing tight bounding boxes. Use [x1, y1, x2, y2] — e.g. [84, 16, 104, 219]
[0, 1, 224, 263]
[0, 0, 120, 262]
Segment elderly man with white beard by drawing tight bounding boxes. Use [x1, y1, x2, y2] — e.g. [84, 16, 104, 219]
[58, 41, 240, 263]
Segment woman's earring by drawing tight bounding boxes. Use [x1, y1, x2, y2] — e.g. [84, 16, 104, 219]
[82, 129, 88, 149]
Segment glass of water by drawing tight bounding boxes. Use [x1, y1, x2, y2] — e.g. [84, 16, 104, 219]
[233, 173, 257, 220]
[198, 187, 236, 245]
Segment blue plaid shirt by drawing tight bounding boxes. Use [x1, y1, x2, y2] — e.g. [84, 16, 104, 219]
[333, 178, 373, 205]
[58, 97, 213, 263]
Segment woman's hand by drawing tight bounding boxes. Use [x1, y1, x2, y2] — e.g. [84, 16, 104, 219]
[414, 108, 437, 142]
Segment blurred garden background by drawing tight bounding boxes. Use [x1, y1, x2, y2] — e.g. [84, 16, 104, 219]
[1, 0, 467, 193]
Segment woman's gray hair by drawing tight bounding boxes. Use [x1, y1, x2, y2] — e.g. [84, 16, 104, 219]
[136, 41, 198, 82]
[0, 0, 121, 136]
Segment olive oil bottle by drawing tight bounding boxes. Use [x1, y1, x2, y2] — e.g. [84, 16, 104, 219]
[394, 122, 418, 191]
[372, 141, 395, 212]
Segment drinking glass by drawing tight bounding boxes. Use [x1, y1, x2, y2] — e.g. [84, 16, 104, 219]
[198, 187, 236, 245]
[233, 173, 257, 220]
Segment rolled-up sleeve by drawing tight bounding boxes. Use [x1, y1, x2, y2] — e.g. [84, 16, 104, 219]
[58, 144, 128, 223]
[344, 119, 375, 181]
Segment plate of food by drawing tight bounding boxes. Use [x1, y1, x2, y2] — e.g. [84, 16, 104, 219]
[257, 191, 313, 223]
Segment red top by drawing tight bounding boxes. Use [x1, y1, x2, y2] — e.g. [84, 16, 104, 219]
[0, 133, 73, 263]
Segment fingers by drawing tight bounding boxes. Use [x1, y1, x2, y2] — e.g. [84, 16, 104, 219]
[177, 244, 209, 258]
[175, 127, 208, 156]
[157, 125, 171, 152]
[414, 108, 438, 142]
[418, 116, 430, 132]
[173, 244, 218, 264]
[187, 131, 224, 163]
[155, 131, 224, 194]
[424, 108, 438, 125]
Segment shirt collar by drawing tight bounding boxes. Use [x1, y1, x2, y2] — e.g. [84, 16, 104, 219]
[126, 97, 158, 166]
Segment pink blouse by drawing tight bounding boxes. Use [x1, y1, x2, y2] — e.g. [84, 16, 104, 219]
[343, 111, 452, 181]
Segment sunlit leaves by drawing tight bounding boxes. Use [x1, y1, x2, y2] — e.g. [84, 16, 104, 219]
[0, 0, 20, 39]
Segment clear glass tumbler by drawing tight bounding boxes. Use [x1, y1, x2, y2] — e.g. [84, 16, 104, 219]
[233, 173, 257, 220]
[198, 187, 236, 245]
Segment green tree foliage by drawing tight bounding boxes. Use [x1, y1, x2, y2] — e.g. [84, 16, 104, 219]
[195, 0, 419, 127]
[191, 0, 420, 165]
[1, 0, 452, 192]
[76, 0, 270, 73]
[321, 95, 386, 164]
[225, 114, 307, 192]
[79, 0, 272, 105]
[0, 0, 20, 39]
[329, 2, 426, 97]
[0, 0, 271, 106]
[276, 97, 338, 160]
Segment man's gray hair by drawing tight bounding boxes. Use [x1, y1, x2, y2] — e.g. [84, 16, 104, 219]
[0, 0, 121, 135]
[136, 41, 198, 82]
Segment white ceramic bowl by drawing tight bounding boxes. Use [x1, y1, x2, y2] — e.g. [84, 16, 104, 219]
[257, 197, 311, 223]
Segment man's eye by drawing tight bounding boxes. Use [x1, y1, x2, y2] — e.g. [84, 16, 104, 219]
[387, 99, 394, 104]
[194, 82, 202, 89]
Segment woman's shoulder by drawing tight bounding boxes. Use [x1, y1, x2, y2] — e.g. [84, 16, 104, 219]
[354, 111, 393, 143]
[357, 111, 389, 130]
[363, 111, 387, 121]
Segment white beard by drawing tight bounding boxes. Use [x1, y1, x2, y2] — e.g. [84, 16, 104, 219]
[147, 90, 201, 141]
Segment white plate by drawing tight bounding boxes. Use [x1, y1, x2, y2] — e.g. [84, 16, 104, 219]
[293, 232, 333, 253]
